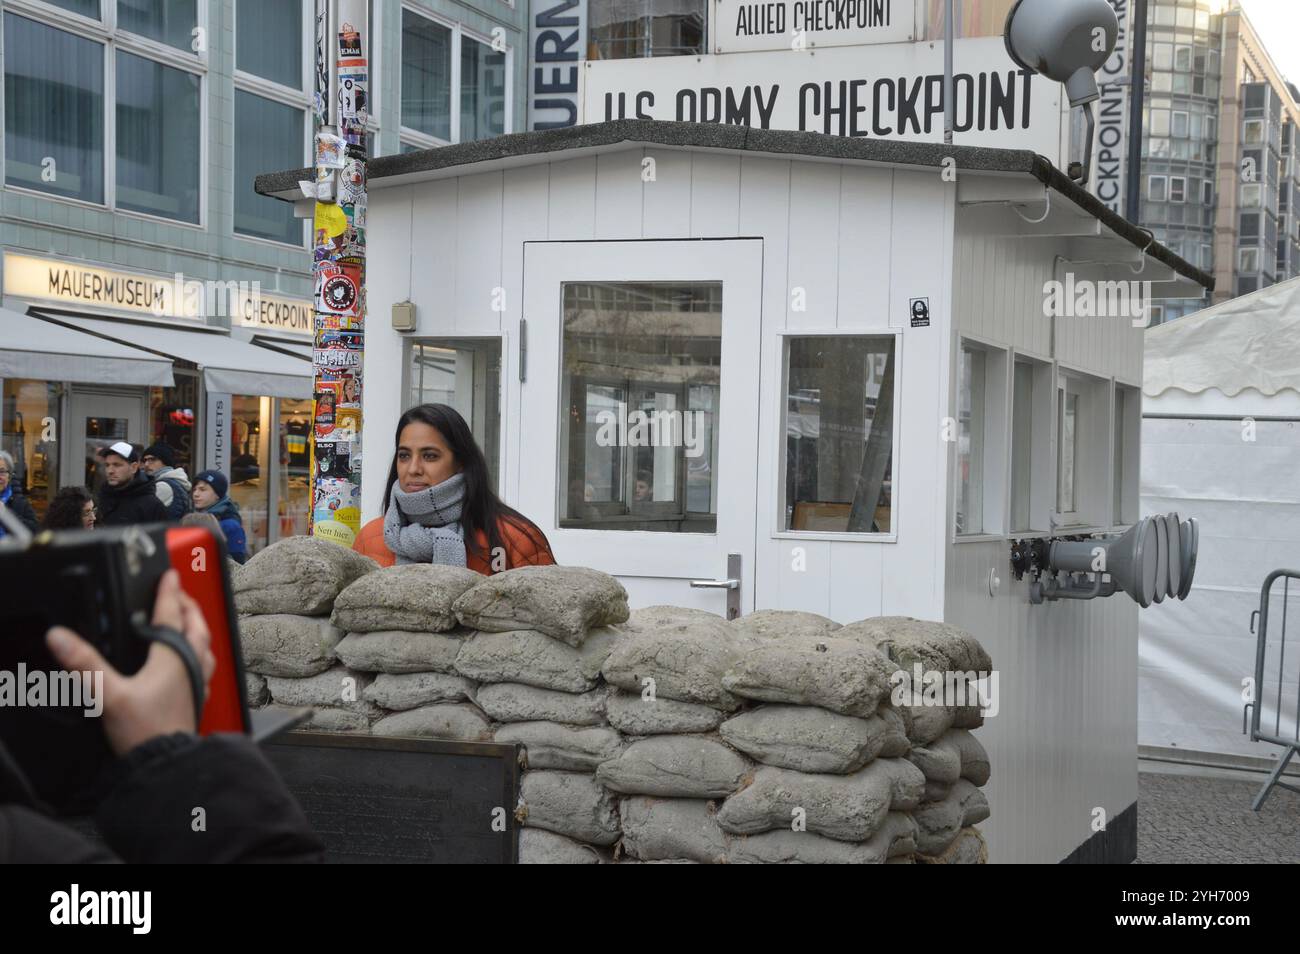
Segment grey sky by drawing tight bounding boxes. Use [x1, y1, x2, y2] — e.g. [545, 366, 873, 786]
[1238, 0, 1300, 87]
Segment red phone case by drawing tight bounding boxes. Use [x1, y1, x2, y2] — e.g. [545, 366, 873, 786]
[165, 527, 249, 736]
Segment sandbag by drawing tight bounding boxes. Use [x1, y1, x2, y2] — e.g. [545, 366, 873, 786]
[519, 828, 609, 864]
[334, 629, 467, 674]
[618, 797, 729, 864]
[371, 703, 493, 742]
[605, 690, 726, 735]
[363, 671, 477, 710]
[912, 779, 990, 856]
[453, 566, 630, 646]
[719, 704, 893, 774]
[596, 735, 752, 798]
[728, 812, 917, 864]
[950, 729, 992, 786]
[720, 636, 895, 717]
[454, 627, 619, 692]
[496, 722, 624, 772]
[952, 705, 986, 730]
[265, 665, 375, 712]
[918, 826, 987, 864]
[240, 614, 344, 677]
[601, 615, 745, 710]
[332, 564, 483, 634]
[233, 536, 377, 616]
[838, 616, 993, 674]
[475, 683, 607, 725]
[520, 771, 621, 846]
[715, 758, 925, 842]
[906, 734, 962, 786]
[262, 704, 371, 733]
[245, 672, 269, 707]
[876, 706, 912, 757]
[728, 610, 841, 641]
[902, 704, 956, 746]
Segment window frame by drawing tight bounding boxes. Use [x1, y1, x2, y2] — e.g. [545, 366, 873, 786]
[399, 1, 513, 151]
[0, 0, 209, 228]
[772, 328, 903, 544]
[1148, 174, 1167, 201]
[1053, 366, 1110, 532]
[1111, 381, 1141, 529]
[1169, 175, 1186, 202]
[231, 0, 312, 248]
[953, 336, 1010, 541]
[1007, 350, 1054, 538]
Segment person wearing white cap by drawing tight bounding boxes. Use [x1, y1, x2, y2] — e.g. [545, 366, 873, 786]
[95, 441, 168, 527]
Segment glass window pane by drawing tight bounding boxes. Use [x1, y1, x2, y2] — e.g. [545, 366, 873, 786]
[560, 282, 721, 533]
[460, 35, 507, 142]
[236, 0, 302, 88]
[407, 338, 502, 492]
[118, 0, 198, 51]
[116, 52, 200, 222]
[45, 0, 99, 17]
[1011, 362, 1033, 532]
[1058, 390, 1078, 514]
[234, 90, 304, 243]
[783, 336, 895, 533]
[401, 10, 451, 139]
[957, 347, 986, 534]
[148, 374, 198, 479]
[229, 395, 270, 556]
[3, 14, 104, 203]
[279, 398, 313, 539]
[2, 379, 62, 525]
[1113, 389, 1125, 521]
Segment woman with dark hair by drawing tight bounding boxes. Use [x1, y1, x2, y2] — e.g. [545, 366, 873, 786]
[353, 403, 554, 574]
[43, 485, 96, 530]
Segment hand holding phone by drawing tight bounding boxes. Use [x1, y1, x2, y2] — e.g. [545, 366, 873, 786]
[46, 569, 217, 757]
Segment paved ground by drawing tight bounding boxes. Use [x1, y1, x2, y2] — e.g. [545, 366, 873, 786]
[1136, 765, 1300, 863]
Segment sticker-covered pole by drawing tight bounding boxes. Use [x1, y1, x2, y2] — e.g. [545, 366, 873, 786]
[308, 0, 368, 547]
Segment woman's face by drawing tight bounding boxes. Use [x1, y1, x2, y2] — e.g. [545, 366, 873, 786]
[344, 378, 358, 402]
[81, 500, 96, 529]
[396, 421, 459, 493]
[0, 460, 10, 493]
[193, 481, 219, 509]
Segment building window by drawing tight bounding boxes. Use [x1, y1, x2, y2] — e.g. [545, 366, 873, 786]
[235, 0, 302, 89]
[558, 282, 725, 534]
[116, 52, 201, 223]
[119, 0, 198, 51]
[589, 0, 707, 60]
[234, 91, 306, 244]
[1241, 183, 1262, 208]
[782, 334, 896, 535]
[1201, 180, 1213, 205]
[1239, 247, 1259, 273]
[1148, 175, 1167, 201]
[1169, 176, 1186, 202]
[400, 9, 512, 148]
[408, 338, 503, 492]
[1151, 109, 1170, 137]
[1244, 119, 1264, 145]
[1113, 385, 1139, 525]
[1172, 110, 1189, 138]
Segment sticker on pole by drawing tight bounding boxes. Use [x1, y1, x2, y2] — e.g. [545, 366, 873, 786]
[316, 262, 361, 316]
[909, 298, 930, 328]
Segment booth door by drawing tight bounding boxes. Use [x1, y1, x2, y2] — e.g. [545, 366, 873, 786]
[517, 239, 763, 617]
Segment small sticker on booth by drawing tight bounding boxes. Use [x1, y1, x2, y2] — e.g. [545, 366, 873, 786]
[909, 298, 930, 327]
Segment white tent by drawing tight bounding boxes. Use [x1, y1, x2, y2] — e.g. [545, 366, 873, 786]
[1141, 276, 1300, 764]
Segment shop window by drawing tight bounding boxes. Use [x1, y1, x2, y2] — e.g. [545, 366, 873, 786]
[956, 341, 1008, 537]
[119, 0, 197, 51]
[407, 338, 502, 492]
[1055, 370, 1109, 529]
[228, 395, 271, 556]
[3, 13, 105, 203]
[1, 380, 62, 525]
[148, 372, 199, 479]
[1010, 356, 1052, 533]
[116, 52, 201, 223]
[278, 398, 313, 540]
[588, 0, 706, 60]
[559, 282, 721, 533]
[234, 91, 305, 244]
[1169, 176, 1186, 202]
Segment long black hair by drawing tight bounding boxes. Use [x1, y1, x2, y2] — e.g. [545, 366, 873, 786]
[384, 403, 552, 568]
[44, 485, 93, 530]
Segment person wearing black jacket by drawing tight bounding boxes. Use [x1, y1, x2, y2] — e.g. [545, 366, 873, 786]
[0, 570, 324, 863]
[0, 449, 38, 539]
[96, 442, 169, 527]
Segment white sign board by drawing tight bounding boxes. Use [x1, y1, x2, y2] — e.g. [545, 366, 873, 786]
[1091, 0, 1131, 214]
[529, 0, 587, 129]
[714, 0, 915, 54]
[583, 37, 1062, 156]
[205, 392, 230, 475]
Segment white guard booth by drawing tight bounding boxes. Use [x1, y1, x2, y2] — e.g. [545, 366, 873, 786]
[1141, 276, 1300, 768]
[258, 120, 1212, 862]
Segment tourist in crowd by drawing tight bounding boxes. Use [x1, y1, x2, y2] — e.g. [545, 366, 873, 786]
[192, 469, 248, 564]
[43, 485, 96, 530]
[97, 443, 168, 527]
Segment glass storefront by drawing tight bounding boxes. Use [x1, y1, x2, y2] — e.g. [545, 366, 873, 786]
[148, 371, 199, 479]
[279, 397, 313, 540]
[1, 379, 62, 524]
[228, 395, 272, 554]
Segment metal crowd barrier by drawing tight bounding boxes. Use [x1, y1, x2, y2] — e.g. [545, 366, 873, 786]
[1243, 569, 1300, 810]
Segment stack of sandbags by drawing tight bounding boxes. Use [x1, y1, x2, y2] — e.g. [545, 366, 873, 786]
[323, 564, 490, 740]
[233, 538, 379, 731]
[450, 566, 631, 863]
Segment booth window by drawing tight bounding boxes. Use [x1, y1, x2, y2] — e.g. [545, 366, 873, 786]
[588, 0, 706, 60]
[956, 341, 1009, 536]
[408, 338, 502, 492]
[1010, 356, 1052, 532]
[558, 282, 720, 533]
[782, 335, 895, 534]
[1113, 384, 1140, 526]
[1055, 370, 1109, 529]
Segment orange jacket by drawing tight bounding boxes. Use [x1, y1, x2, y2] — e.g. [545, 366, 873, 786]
[353, 514, 555, 575]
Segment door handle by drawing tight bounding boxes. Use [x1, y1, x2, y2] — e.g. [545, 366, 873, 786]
[690, 552, 742, 620]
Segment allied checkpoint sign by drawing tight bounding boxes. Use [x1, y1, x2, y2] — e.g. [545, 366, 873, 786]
[713, 0, 916, 54]
[581, 36, 1065, 160]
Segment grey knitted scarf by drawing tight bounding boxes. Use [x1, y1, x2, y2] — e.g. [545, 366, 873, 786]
[383, 472, 467, 567]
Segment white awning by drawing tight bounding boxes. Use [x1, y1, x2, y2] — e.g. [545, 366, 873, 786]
[33, 312, 313, 399]
[0, 305, 174, 386]
[251, 336, 313, 363]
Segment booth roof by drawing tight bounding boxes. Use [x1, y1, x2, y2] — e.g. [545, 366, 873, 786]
[256, 120, 1213, 293]
[1144, 273, 1300, 399]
